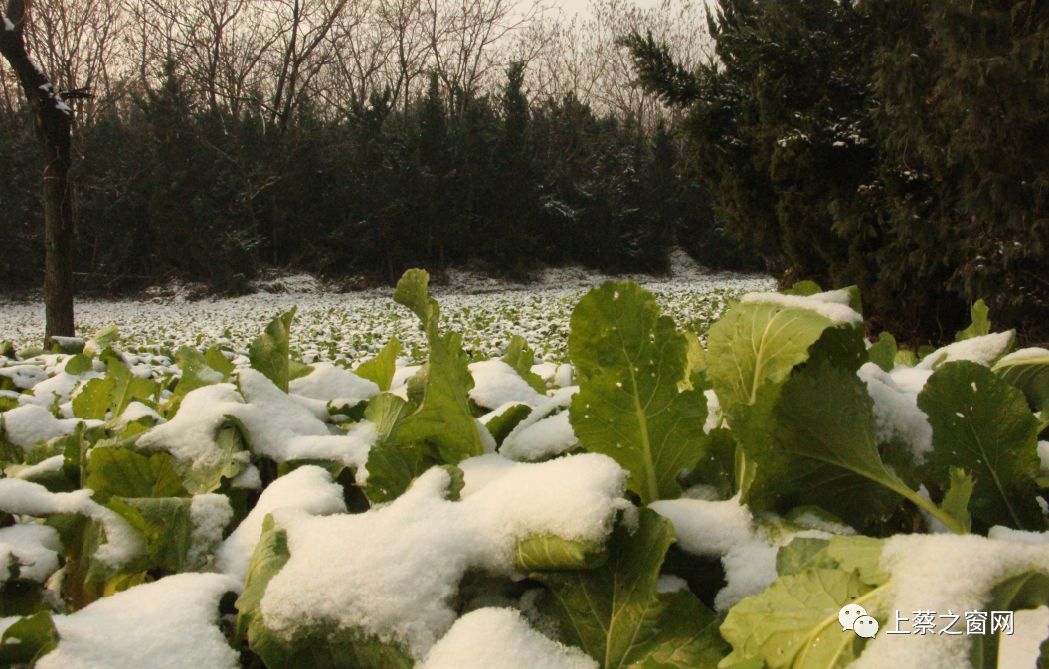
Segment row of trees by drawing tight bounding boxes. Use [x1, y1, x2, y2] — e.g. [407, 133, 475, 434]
[1, 0, 752, 299]
[628, 0, 1049, 342]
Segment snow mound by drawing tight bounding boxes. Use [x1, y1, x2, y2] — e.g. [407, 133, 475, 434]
[420, 608, 597, 669]
[37, 573, 240, 669]
[259, 454, 627, 657]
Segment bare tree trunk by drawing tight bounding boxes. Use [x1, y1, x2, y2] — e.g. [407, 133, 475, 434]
[1, 0, 76, 346]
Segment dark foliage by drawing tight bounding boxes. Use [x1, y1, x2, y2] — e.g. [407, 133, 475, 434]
[626, 0, 1049, 343]
[0, 62, 755, 295]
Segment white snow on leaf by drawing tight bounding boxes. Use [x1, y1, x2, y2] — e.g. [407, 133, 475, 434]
[852, 534, 1049, 669]
[36, 573, 240, 669]
[1, 405, 85, 449]
[740, 291, 863, 325]
[12, 454, 65, 481]
[0, 479, 142, 569]
[217, 465, 346, 582]
[857, 362, 932, 463]
[499, 411, 576, 461]
[500, 386, 578, 461]
[137, 382, 250, 478]
[186, 494, 233, 571]
[468, 360, 547, 409]
[0, 364, 48, 390]
[1039, 441, 1049, 474]
[998, 606, 1049, 669]
[289, 362, 379, 407]
[650, 495, 848, 611]
[916, 331, 1015, 370]
[259, 454, 626, 658]
[237, 369, 379, 467]
[420, 608, 597, 669]
[0, 523, 62, 584]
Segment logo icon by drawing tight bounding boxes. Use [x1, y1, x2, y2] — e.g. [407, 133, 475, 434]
[839, 604, 879, 638]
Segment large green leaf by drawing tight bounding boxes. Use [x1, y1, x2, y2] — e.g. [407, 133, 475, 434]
[501, 335, 547, 393]
[993, 348, 1049, 415]
[720, 569, 874, 668]
[106, 496, 195, 573]
[706, 301, 857, 504]
[84, 447, 187, 502]
[568, 282, 707, 503]
[391, 332, 485, 465]
[514, 536, 606, 572]
[355, 337, 402, 392]
[918, 361, 1046, 531]
[394, 269, 440, 335]
[73, 353, 157, 421]
[766, 360, 965, 533]
[955, 299, 991, 341]
[249, 308, 297, 393]
[539, 509, 725, 668]
[0, 610, 58, 665]
[867, 332, 897, 373]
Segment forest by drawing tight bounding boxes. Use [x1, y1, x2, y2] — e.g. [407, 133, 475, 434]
[1, 0, 750, 297]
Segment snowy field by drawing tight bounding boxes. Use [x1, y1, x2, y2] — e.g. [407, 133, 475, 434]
[0, 254, 773, 362]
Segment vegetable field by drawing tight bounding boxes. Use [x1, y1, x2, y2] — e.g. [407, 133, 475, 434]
[1, 271, 1048, 669]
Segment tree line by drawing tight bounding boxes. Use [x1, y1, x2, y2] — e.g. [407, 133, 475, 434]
[627, 0, 1049, 342]
[1, 0, 755, 298]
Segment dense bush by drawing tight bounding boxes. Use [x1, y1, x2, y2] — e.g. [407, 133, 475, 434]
[0, 62, 755, 294]
[626, 0, 1049, 343]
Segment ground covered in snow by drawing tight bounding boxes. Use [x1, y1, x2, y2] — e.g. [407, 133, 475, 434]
[0, 254, 772, 363]
[1, 268, 1047, 669]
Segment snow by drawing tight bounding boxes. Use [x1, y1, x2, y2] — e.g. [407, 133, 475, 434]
[1, 404, 84, 449]
[889, 366, 934, 394]
[999, 607, 1049, 669]
[0, 523, 62, 584]
[468, 360, 547, 409]
[0, 364, 48, 389]
[916, 331, 1015, 370]
[500, 386, 578, 461]
[117, 401, 162, 426]
[650, 495, 848, 611]
[139, 371, 378, 478]
[3, 14, 15, 31]
[238, 369, 379, 467]
[987, 526, 1049, 545]
[0, 479, 142, 569]
[186, 494, 233, 570]
[499, 411, 576, 461]
[0, 267, 771, 365]
[657, 574, 690, 594]
[259, 454, 626, 657]
[857, 362, 932, 463]
[995, 347, 1049, 365]
[852, 534, 1049, 669]
[216, 465, 346, 582]
[420, 607, 597, 669]
[649, 496, 754, 557]
[1039, 441, 1049, 473]
[137, 382, 252, 482]
[704, 389, 722, 432]
[740, 291, 863, 325]
[289, 362, 379, 407]
[12, 454, 65, 481]
[36, 573, 240, 669]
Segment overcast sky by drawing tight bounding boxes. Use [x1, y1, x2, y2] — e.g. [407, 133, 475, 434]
[552, 0, 667, 18]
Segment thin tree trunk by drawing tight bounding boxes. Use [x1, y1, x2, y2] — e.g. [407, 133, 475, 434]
[1, 0, 76, 346]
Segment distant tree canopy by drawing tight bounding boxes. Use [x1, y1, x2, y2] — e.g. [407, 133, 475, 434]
[0, 60, 755, 294]
[626, 0, 1049, 343]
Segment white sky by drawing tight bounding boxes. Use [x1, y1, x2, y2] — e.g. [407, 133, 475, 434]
[551, 0, 666, 18]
